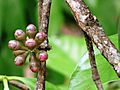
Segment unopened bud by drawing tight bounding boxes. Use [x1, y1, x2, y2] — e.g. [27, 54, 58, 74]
[26, 24, 37, 38]
[13, 50, 26, 56]
[14, 29, 26, 40]
[14, 52, 28, 66]
[35, 32, 46, 44]
[29, 53, 39, 73]
[14, 56, 25, 66]
[36, 51, 48, 62]
[25, 39, 36, 49]
[8, 40, 20, 50]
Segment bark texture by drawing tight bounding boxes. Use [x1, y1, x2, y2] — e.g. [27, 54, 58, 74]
[9, 80, 29, 90]
[66, 0, 120, 76]
[36, 0, 51, 90]
[84, 32, 103, 90]
[38, 0, 51, 34]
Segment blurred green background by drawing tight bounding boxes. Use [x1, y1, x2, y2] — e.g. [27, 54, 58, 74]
[0, 0, 120, 90]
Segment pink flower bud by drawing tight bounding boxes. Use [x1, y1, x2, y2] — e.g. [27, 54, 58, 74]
[14, 29, 25, 40]
[37, 51, 48, 62]
[29, 54, 39, 73]
[14, 52, 28, 66]
[14, 56, 25, 66]
[25, 39, 36, 49]
[26, 24, 37, 38]
[8, 40, 20, 50]
[35, 32, 46, 44]
[30, 62, 39, 73]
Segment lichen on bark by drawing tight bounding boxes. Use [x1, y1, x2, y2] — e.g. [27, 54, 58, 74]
[66, 0, 120, 76]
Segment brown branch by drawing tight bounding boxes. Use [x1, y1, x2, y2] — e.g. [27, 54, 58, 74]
[66, 0, 120, 76]
[84, 32, 103, 90]
[36, 62, 46, 90]
[36, 0, 51, 90]
[9, 80, 29, 90]
[38, 0, 51, 34]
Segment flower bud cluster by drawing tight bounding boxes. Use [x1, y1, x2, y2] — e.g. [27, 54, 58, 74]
[8, 24, 49, 73]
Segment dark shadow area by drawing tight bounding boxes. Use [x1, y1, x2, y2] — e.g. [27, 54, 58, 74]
[0, 83, 3, 90]
[46, 67, 66, 85]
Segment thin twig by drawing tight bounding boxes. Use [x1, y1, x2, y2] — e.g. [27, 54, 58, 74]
[66, 0, 120, 76]
[36, 0, 51, 90]
[9, 80, 29, 90]
[36, 62, 46, 90]
[84, 32, 103, 90]
[38, 0, 51, 34]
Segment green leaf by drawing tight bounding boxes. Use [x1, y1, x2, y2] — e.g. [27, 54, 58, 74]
[69, 34, 120, 90]
[1, 76, 59, 90]
[84, 0, 118, 35]
[47, 35, 87, 89]
[0, 0, 26, 38]
[48, 35, 87, 76]
[16, 77, 59, 90]
[6, 76, 35, 90]
[46, 81, 61, 90]
[48, 0, 64, 36]
[104, 79, 120, 90]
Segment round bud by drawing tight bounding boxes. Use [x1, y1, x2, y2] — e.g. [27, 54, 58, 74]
[14, 55, 25, 66]
[36, 51, 48, 62]
[14, 29, 25, 40]
[14, 52, 28, 66]
[29, 53, 39, 73]
[35, 32, 46, 44]
[25, 39, 36, 49]
[8, 40, 20, 50]
[26, 24, 37, 38]
[30, 62, 39, 73]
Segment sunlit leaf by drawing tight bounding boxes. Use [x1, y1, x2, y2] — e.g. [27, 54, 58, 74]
[69, 34, 120, 90]
[84, 0, 118, 35]
[47, 35, 87, 89]
[6, 76, 59, 90]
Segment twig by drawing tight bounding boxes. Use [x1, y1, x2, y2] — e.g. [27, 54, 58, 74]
[9, 80, 29, 90]
[66, 0, 120, 76]
[36, 0, 51, 90]
[36, 62, 46, 90]
[84, 32, 103, 90]
[38, 0, 51, 33]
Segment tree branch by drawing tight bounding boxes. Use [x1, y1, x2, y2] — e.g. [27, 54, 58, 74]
[9, 80, 29, 90]
[66, 0, 120, 76]
[38, 0, 51, 34]
[84, 32, 103, 90]
[36, 0, 51, 90]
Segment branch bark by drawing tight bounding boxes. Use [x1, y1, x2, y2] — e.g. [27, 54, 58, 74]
[84, 32, 103, 90]
[66, 0, 120, 76]
[36, 0, 51, 90]
[9, 80, 29, 90]
[38, 0, 51, 34]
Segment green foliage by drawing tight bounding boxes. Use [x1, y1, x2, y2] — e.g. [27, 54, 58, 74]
[69, 34, 120, 90]
[1, 0, 120, 90]
[0, 76, 59, 90]
[49, 0, 64, 36]
[84, 0, 119, 35]
[47, 35, 87, 89]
